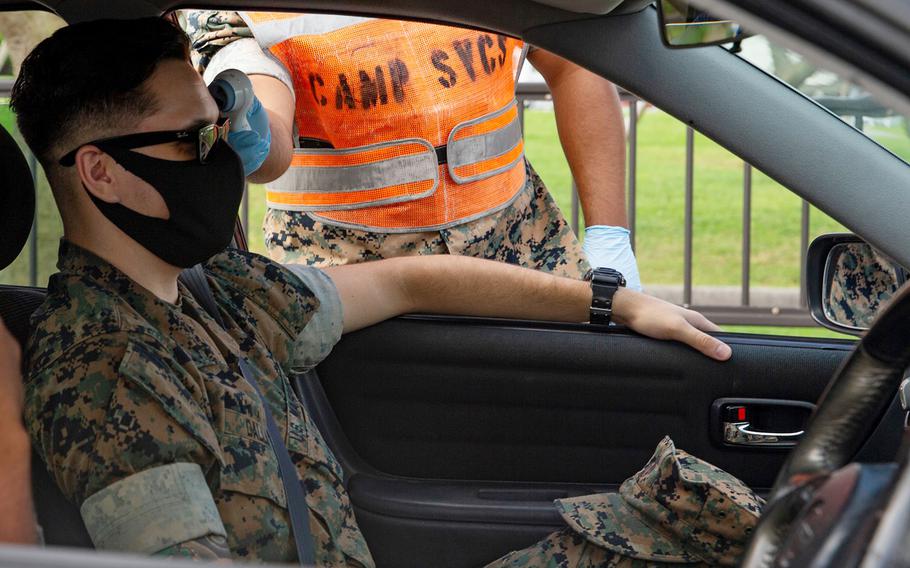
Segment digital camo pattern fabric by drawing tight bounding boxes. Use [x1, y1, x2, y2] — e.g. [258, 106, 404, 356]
[491, 436, 763, 567]
[180, 10, 250, 71]
[826, 242, 903, 329]
[25, 241, 372, 566]
[264, 161, 592, 280]
[79, 463, 227, 554]
[492, 528, 705, 568]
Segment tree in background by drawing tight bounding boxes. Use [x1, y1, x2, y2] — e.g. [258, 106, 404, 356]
[0, 12, 65, 74]
[768, 45, 818, 92]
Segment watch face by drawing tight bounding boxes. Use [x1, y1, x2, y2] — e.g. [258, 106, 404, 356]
[594, 268, 625, 286]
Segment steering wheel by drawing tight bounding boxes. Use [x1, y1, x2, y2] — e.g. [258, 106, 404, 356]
[740, 282, 910, 566]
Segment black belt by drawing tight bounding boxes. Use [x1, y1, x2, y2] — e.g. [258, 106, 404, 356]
[299, 137, 449, 165]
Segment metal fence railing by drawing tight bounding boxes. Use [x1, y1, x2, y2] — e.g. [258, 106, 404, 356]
[517, 83, 890, 326]
[0, 76, 886, 327]
[518, 82, 810, 325]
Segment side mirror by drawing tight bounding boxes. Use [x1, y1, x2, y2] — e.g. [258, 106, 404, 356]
[806, 234, 907, 336]
[656, 0, 748, 48]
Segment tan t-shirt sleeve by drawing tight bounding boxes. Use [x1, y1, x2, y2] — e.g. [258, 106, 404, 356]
[282, 264, 344, 370]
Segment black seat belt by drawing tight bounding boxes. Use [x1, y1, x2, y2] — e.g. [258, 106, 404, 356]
[179, 264, 317, 566]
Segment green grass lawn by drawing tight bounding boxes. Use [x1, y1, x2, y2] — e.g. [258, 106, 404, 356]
[523, 108, 853, 288]
[3, 100, 907, 339]
[722, 325, 853, 339]
[0, 102, 14, 133]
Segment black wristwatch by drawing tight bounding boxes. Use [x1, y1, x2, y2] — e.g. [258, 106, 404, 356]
[589, 267, 626, 325]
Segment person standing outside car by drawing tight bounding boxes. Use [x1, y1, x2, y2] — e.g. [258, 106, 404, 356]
[0, 317, 37, 545]
[181, 11, 642, 289]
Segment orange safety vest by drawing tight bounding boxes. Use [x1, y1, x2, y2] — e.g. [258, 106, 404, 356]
[240, 12, 527, 232]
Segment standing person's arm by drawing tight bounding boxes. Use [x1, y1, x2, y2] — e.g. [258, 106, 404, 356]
[529, 49, 642, 290]
[181, 11, 296, 183]
[205, 51, 296, 184]
[0, 318, 36, 544]
[246, 75, 296, 184]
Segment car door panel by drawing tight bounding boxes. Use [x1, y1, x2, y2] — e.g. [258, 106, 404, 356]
[296, 315, 900, 567]
[316, 316, 854, 485]
[352, 508, 558, 568]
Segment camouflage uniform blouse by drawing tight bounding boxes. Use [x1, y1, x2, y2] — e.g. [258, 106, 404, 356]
[25, 241, 373, 566]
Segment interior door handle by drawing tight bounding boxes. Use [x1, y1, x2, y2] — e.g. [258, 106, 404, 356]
[724, 421, 805, 447]
[712, 399, 815, 449]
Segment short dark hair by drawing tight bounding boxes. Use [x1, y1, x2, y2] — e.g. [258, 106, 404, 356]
[10, 17, 190, 168]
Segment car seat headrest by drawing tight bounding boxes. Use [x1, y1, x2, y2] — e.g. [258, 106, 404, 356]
[0, 125, 36, 270]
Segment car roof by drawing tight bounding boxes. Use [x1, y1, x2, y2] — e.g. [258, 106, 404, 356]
[7, 0, 907, 117]
[0, 0, 651, 36]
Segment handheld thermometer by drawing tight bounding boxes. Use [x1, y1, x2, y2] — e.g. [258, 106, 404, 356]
[208, 69, 254, 132]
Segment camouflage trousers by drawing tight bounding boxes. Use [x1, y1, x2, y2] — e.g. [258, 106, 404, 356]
[262, 161, 591, 280]
[489, 529, 712, 568]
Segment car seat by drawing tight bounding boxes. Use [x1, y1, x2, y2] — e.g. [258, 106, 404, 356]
[0, 123, 93, 548]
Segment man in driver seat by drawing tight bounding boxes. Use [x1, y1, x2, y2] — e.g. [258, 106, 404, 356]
[15, 17, 761, 567]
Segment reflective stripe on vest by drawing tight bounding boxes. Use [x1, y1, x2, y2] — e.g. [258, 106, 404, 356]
[265, 139, 439, 210]
[448, 100, 524, 183]
[241, 13, 528, 232]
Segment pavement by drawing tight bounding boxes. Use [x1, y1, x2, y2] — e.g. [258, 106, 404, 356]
[643, 284, 802, 309]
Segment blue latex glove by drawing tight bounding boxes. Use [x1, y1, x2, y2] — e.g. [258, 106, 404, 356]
[227, 96, 271, 176]
[583, 225, 643, 291]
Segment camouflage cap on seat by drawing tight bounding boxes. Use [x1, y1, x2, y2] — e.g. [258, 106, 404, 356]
[555, 436, 764, 566]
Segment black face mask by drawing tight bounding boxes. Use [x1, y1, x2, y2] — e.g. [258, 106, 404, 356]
[87, 140, 245, 268]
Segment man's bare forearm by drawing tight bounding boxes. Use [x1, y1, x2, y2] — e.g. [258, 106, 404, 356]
[399, 255, 591, 323]
[326, 255, 732, 360]
[397, 255, 732, 360]
[325, 255, 589, 333]
[0, 426, 36, 544]
[0, 317, 32, 545]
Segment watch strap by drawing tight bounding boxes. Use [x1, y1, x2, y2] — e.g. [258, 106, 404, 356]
[589, 268, 625, 325]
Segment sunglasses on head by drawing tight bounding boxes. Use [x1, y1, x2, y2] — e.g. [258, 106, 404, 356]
[58, 119, 231, 167]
